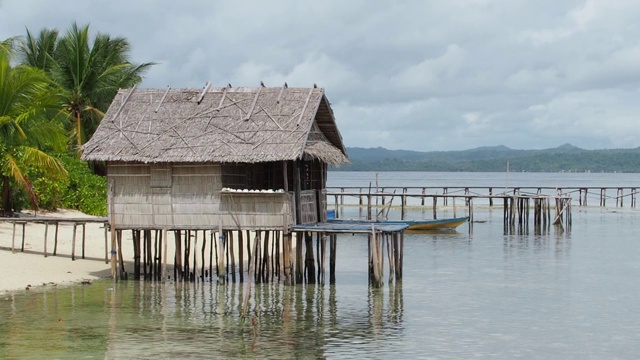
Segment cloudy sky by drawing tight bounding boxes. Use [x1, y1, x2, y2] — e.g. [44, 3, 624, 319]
[1, 0, 639, 151]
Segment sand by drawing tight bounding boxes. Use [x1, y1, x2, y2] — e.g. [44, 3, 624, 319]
[1, 209, 284, 294]
[0, 209, 126, 294]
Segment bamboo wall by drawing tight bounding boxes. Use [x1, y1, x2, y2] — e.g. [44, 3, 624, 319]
[108, 162, 294, 230]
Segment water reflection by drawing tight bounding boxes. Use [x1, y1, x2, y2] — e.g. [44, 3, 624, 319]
[1, 279, 404, 359]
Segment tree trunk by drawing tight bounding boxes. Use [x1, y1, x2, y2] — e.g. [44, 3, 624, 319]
[1, 175, 12, 217]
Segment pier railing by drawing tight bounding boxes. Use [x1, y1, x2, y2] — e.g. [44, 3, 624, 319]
[326, 186, 637, 214]
[325, 185, 640, 231]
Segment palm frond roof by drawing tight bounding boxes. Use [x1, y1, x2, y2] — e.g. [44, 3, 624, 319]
[81, 84, 348, 165]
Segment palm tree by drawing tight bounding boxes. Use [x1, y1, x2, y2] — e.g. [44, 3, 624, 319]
[0, 42, 68, 215]
[19, 23, 154, 152]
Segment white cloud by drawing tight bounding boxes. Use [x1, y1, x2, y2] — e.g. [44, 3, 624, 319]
[1, 0, 640, 151]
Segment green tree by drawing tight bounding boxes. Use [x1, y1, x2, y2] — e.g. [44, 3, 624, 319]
[19, 23, 154, 152]
[0, 41, 67, 215]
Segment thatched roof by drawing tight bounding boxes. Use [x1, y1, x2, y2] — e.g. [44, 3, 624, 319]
[81, 84, 349, 165]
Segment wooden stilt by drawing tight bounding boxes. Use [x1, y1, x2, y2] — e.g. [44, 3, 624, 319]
[173, 231, 179, 280]
[209, 231, 214, 282]
[44, 222, 49, 257]
[184, 230, 190, 280]
[11, 222, 16, 254]
[143, 231, 148, 280]
[117, 230, 125, 280]
[71, 222, 78, 261]
[201, 230, 207, 282]
[274, 231, 280, 281]
[104, 223, 108, 264]
[305, 231, 316, 284]
[295, 232, 303, 283]
[329, 234, 337, 284]
[194, 230, 199, 283]
[320, 233, 327, 285]
[229, 231, 236, 283]
[238, 230, 244, 283]
[53, 223, 59, 256]
[283, 232, 293, 285]
[217, 225, 225, 284]
[133, 230, 141, 280]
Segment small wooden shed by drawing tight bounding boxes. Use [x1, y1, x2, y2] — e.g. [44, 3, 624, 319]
[82, 84, 348, 233]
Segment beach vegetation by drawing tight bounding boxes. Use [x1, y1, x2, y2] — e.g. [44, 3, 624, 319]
[18, 23, 154, 153]
[0, 40, 68, 215]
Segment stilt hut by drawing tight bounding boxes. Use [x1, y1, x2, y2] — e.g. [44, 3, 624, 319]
[81, 83, 348, 281]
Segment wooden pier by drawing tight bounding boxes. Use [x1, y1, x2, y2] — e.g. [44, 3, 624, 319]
[2, 216, 109, 261]
[326, 186, 637, 215]
[326, 185, 575, 232]
[0, 183, 584, 289]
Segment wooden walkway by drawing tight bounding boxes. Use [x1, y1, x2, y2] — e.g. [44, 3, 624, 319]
[291, 222, 407, 287]
[1, 216, 109, 261]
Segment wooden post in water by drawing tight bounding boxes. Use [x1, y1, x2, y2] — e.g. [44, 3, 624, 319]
[432, 197, 437, 219]
[107, 180, 118, 280]
[401, 188, 407, 220]
[238, 230, 244, 283]
[229, 231, 236, 283]
[174, 231, 182, 280]
[369, 226, 383, 288]
[329, 234, 337, 284]
[304, 232, 316, 284]
[618, 188, 624, 207]
[133, 230, 140, 280]
[320, 233, 327, 285]
[386, 234, 394, 284]
[295, 231, 303, 284]
[116, 230, 125, 279]
[283, 231, 292, 285]
[217, 225, 225, 284]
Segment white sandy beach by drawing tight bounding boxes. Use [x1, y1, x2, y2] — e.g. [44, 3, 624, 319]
[0, 209, 269, 294]
[0, 209, 130, 294]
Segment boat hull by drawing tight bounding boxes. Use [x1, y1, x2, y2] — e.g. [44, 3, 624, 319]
[326, 216, 469, 230]
[403, 217, 469, 230]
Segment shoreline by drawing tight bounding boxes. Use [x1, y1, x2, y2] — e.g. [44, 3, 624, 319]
[0, 209, 120, 294]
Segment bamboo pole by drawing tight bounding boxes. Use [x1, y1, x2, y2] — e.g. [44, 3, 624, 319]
[53, 223, 59, 256]
[11, 222, 15, 254]
[43, 222, 48, 257]
[109, 181, 117, 281]
[229, 230, 236, 283]
[217, 225, 225, 284]
[71, 222, 77, 260]
[238, 230, 244, 283]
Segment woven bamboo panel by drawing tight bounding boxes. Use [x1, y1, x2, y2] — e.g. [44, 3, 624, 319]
[299, 190, 317, 224]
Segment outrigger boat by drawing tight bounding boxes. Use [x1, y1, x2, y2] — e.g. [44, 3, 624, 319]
[327, 216, 469, 231]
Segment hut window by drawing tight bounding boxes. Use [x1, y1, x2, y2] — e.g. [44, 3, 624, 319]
[150, 164, 172, 188]
[222, 164, 249, 189]
[222, 162, 284, 190]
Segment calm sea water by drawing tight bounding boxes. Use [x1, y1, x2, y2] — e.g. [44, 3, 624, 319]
[2, 172, 640, 359]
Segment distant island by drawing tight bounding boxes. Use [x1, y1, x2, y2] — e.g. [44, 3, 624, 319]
[332, 144, 640, 172]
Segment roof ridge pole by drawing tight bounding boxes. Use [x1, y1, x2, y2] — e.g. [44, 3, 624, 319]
[155, 86, 171, 113]
[243, 85, 262, 121]
[296, 87, 315, 127]
[277, 82, 288, 104]
[197, 82, 212, 104]
[112, 84, 138, 126]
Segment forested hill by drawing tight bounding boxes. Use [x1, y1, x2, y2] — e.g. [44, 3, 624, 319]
[332, 144, 640, 172]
